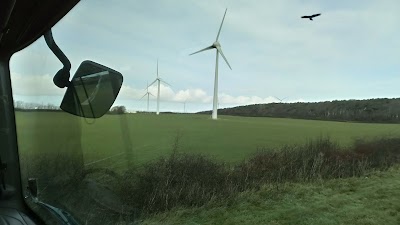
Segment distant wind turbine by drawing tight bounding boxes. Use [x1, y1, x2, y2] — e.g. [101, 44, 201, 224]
[190, 8, 232, 120]
[148, 60, 170, 115]
[274, 96, 288, 103]
[141, 82, 154, 112]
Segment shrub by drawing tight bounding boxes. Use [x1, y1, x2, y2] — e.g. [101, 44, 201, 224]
[234, 136, 400, 188]
[353, 137, 400, 169]
[20, 135, 400, 217]
[119, 153, 234, 214]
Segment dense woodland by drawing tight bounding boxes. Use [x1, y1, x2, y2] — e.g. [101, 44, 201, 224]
[199, 98, 400, 123]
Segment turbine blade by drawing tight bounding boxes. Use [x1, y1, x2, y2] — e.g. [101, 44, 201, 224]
[274, 96, 288, 102]
[189, 45, 214, 55]
[148, 79, 157, 87]
[149, 92, 155, 97]
[216, 8, 227, 41]
[216, 46, 232, 70]
[140, 93, 147, 99]
[160, 79, 171, 87]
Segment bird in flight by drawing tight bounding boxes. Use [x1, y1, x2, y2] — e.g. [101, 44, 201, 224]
[301, 13, 321, 21]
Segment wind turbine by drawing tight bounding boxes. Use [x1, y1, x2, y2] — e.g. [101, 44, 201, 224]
[274, 96, 288, 103]
[149, 60, 170, 115]
[140, 82, 154, 112]
[182, 95, 188, 113]
[190, 8, 232, 120]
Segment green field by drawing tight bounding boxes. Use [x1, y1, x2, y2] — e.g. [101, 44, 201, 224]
[15, 111, 400, 169]
[15, 111, 400, 224]
[141, 166, 400, 225]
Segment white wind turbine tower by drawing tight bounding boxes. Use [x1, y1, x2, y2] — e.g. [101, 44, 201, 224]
[190, 8, 232, 120]
[149, 60, 170, 115]
[183, 95, 188, 113]
[141, 82, 154, 112]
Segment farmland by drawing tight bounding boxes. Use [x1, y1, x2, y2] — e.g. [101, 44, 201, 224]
[15, 111, 400, 168]
[14, 111, 400, 224]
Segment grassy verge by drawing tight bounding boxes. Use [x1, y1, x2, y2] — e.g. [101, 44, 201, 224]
[20, 136, 400, 224]
[114, 136, 400, 217]
[141, 166, 400, 225]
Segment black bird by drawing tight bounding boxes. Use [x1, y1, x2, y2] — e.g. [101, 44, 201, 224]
[301, 13, 321, 21]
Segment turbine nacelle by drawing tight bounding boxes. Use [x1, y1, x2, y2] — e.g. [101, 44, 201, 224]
[212, 41, 220, 48]
[190, 41, 231, 70]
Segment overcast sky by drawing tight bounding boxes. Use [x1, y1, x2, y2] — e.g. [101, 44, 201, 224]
[9, 0, 400, 112]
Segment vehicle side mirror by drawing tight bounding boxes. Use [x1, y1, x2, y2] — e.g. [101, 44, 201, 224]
[60, 60, 123, 118]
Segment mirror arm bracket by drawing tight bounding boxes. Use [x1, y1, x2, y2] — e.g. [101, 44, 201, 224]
[44, 29, 71, 88]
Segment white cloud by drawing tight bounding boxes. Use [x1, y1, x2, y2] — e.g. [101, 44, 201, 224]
[118, 84, 146, 99]
[287, 98, 306, 103]
[173, 89, 212, 103]
[10, 73, 281, 106]
[10, 72, 372, 110]
[119, 83, 280, 106]
[10, 73, 64, 96]
[219, 94, 276, 105]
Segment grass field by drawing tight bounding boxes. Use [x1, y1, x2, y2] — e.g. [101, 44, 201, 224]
[141, 166, 400, 225]
[15, 111, 400, 169]
[15, 111, 400, 224]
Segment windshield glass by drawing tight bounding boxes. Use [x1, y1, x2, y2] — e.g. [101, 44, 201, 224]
[10, 1, 400, 224]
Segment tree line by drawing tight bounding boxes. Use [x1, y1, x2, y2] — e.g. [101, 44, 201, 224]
[199, 98, 400, 123]
[14, 101, 128, 115]
[14, 101, 60, 111]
